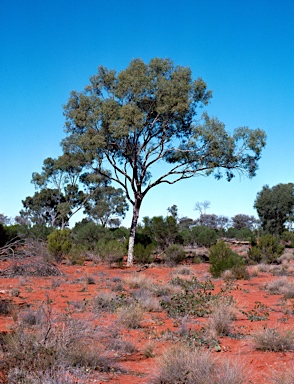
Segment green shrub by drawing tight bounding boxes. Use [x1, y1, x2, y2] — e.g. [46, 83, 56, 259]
[47, 229, 72, 262]
[164, 244, 186, 265]
[197, 227, 217, 247]
[281, 231, 294, 248]
[209, 241, 245, 278]
[248, 234, 284, 264]
[134, 243, 155, 264]
[96, 239, 125, 265]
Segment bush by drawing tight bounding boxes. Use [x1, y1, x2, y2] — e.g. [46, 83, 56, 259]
[47, 229, 72, 262]
[96, 239, 125, 265]
[209, 241, 245, 278]
[197, 227, 217, 247]
[117, 303, 145, 329]
[164, 244, 186, 265]
[72, 220, 113, 250]
[134, 243, 155, 264]
[150, 346, 248, 384]
[208, 303, 235, 336]
[252, 327, 294, 351]
[248, 234, 284, 264]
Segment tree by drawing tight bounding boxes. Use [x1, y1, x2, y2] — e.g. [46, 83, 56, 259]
[254, 183, 294, 235]
[0, 214, 10, 226]
[194, 200, 211, 216]
[19, 188, 65, 228]
[197, 213, 218, 229]
[142, 215, 180, 250]
[231, 214, 257, 230]
[62, 57, 266, 265]
[31, 155, 128, 229]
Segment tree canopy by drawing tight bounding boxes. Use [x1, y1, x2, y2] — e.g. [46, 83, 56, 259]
[254, 183, 294, 235]
[61, 57, 266, 264]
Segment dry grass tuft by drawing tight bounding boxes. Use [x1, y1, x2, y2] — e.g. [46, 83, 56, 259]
[150, 346, 248, 384]
[252, 327, 294, 352]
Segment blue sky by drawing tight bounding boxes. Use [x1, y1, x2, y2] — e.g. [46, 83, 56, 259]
[1, 0, 294, 226]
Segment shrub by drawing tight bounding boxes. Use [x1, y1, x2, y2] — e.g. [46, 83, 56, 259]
[252, 327, 294, 351]
[209, 241, 245, 278]
[265, 277, 294, 299]
[150, 346, 248, 384]
[47, 229, 72, 262]
[117, 303, 145, 329]
[96, 239, 125, 265]
[197, 227, 217, 247]
[230, 264, 250, 280]
[208, 303, 235, 336]
[134, 243, 155, 264]
[93, 292, 129, 313]
[248, 234, 284, 264]
[164, 244, 186, 265]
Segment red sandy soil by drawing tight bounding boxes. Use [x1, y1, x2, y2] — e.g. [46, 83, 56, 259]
[0, 248, 293, 383]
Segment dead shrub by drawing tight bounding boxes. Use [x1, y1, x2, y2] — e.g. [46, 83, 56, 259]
[252, 327, 294, 352]
[266, 278, 294, 298]
[117, 303, 145, 329]
[150, 346, 248, 384]
[93, 291, 129, 313]
[142, 340, 156, 358]
[125, 273, 155, 290]
[208, 303, 235, 337]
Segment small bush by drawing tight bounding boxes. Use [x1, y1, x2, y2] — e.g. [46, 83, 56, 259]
[117, 303, 144, 329]
[208, 303, 235, 336]
[150, 346, 248, 384]
[252, 327, 294, 351]
[164, 244, 186, 265]
[197, 227, 217, 247]
[209, 241, 245, 278]
[47, 229, 72, 262]
[248, 234, 284, 264]
[96, 239, 125, 265]
[265, 277, 294, 299]
[134, 243, 155, 264]
[230, 264, 250, 280]
[93, 292, 129, 313]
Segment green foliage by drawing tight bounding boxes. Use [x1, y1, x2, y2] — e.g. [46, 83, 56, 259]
[134, 243, 155, 264]
[160, 278, 227, 319]
[0, 224, 19, 247]
[240, 301, 269, 321]
[164, 244, 186, 265]
[96, 239, 126, 265]
[47, 229, 72, 262]
[18, 224, 54, 241]
[83, 185, 129, 227]
[254, 183, 294, 235]
[248, 234, 284, 264]
[142, 215, 180, 250]
[71, 220, 112, 250]
[281, 231, 294, 247]
[196, 227, 217, 247]
[209, 241, 245, 278]
[62, 57, 266, 265]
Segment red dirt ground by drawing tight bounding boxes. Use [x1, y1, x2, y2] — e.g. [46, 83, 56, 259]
[0, 249, 293, 383]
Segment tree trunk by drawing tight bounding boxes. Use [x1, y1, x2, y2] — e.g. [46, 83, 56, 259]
[127, 197, 142, 266]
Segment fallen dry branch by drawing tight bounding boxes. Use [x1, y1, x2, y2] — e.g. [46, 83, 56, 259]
[0, 238, 24, 259]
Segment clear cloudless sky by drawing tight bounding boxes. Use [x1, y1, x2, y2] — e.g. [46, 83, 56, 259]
[1, 0, 294, 226]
